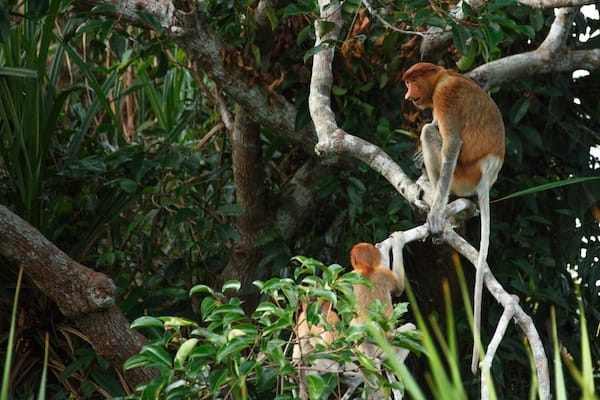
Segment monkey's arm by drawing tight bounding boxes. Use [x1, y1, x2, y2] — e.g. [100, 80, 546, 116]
[428, 133, 462, 234]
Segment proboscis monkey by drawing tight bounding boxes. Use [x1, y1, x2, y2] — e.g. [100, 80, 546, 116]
[293, 242, 404, 398]
[402, 62, 505, 373]
[350, 242, 404, 324]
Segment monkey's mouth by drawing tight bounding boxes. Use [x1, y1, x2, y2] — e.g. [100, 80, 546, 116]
[411, 97, 421, 105]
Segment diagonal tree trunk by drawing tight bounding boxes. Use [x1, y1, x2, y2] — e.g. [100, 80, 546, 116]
[0, 204, 158, 387]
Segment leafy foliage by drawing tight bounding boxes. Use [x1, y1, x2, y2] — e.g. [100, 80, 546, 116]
[120, 259, 418, 399]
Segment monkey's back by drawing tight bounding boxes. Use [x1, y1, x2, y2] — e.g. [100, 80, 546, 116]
[433, 72, 505, 195]
[433, 73, 505, 164]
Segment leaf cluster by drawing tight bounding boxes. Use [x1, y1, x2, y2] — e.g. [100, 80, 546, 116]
[121, 257, 418, 399]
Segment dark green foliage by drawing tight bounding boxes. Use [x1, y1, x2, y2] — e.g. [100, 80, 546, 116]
[119, 259, 418, 399]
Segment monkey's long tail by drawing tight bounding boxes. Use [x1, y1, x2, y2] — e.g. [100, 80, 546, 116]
[471, 189, 490, 374]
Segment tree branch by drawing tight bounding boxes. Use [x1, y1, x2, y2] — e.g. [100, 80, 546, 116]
[309, 0, 550, 398]
[73, 0, 316, 153]
[417, 2, 595, 91]
[309, 0, 425, 207]
[467, 7, 598, 88]
[0, 204, 157, 387]
[518, 0, 598, 7]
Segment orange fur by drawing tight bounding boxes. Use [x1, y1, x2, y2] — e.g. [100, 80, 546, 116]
[403, 62, 506, 373]
[293, 243, 405, 397]
[402, 62, 505, 194]
[350, 242, 403, 320]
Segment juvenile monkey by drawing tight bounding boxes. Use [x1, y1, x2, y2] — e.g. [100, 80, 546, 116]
[402, 62, 505, 373]
[293, 242, 404, 398]
[350, 242, 404, 324]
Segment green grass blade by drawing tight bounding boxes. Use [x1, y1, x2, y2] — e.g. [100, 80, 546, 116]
[0, 66, 38, 78]
[1, 267, 24, 400]
[551, 307, 567, 400]
[36, 332, 50, 400]
[576, 287, 596, 399]
[495, 176, 600, 202]
[366, 320, 427, 400]
[137, 66, 168, 129]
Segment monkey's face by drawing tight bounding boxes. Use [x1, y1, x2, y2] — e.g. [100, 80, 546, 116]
[404, 79, 431, 109]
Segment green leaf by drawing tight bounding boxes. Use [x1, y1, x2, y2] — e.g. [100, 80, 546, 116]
[140, 345, 172, 368]
[462, 1, 472, 16]
[488, 0, 517, 11]
[215, 336, 253, 363]
[304, 42, 332, 63]
[317, 20, 336, 37]
[123, 353, 151, 370]
[212, 304, 246, 316]
[217, 203, 245, 216]
[413, 9, 436, 27]
[136, 10, 164, 33]
[452, 24, 472, 55]
[222, 280, 241, 293]
[306, 374, 325, 398]
[131, 316, 163, 329]
[200, 297, 218, 320]
[509, 97, 531, 124]
[307, 287, 337, 305]
[332, 85, 347, 96]
[174, 338, 199, 369]
[381, 32, 399, 56]
[160, 316, 198, 327]
[265, 5, 278, 30]
[91, 4, 118, 14]
[118, 178, 138, 193]
[190, 284, 215, 296]
[296, 24, 313, 46]
[456, 42, 476, 71]
[530, 10, 545, 32]
[0, 67, 38, 78]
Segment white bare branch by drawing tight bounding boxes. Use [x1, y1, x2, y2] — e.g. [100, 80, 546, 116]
[309, 0, 551, 398]
[467, 7, 600, 88]
[445, 230, 550, 399]
[418, 4, 598, 91]
[309, 0, 427, 207]
[519, 0, 598, 7]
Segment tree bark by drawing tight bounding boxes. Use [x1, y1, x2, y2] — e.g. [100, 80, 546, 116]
[0, 204, 157, 387]
[213, 105, 269, 308]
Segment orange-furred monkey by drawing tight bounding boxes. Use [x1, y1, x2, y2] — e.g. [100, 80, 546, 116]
[402, 62, 505, 373]
[350, 242, 404, 323]
[293, 242, 404, 398]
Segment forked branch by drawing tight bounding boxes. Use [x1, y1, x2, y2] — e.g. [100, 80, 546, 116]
[308, 0, 550, 398]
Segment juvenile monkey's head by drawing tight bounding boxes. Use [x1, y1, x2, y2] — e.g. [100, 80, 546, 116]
[350, 242, 381, 275]
[402, 62, 443, 110]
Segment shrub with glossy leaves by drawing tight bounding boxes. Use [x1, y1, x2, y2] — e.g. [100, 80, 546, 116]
[120, 256, 420, 399]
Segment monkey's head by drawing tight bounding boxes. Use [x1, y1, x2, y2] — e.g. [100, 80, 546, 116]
[402, 62, 443, 110]
[350, 242, 381, 274]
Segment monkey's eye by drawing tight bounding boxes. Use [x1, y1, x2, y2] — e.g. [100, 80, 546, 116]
[411, 77, 417, 82]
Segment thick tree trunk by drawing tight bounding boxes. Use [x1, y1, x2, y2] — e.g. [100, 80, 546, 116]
[0, 204, 157, 387]
[213, 105, 269, 310]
